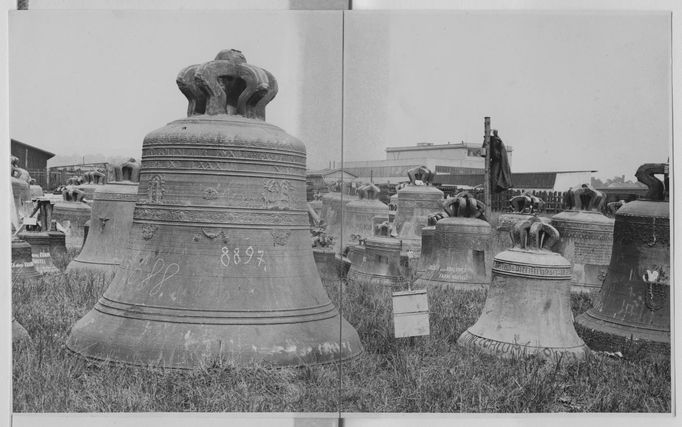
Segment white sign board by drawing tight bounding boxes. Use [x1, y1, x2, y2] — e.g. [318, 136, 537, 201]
[392, 289, 430, 338]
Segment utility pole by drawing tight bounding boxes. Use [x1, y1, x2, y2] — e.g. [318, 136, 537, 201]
[483, 117, 491, 220]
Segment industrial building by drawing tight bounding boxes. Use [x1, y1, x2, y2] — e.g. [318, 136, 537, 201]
[342, 142, 512, 184]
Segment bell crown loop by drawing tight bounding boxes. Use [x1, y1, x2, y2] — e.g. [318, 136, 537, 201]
[357, 183, 381, 200]
[114, 158, 140, 183]
[635, 163, 668, 201]
[441, 191, 487, 221]
[564, 183, 606, 212]
[176, 49, 278, 120]
[511, 216, 559, 251]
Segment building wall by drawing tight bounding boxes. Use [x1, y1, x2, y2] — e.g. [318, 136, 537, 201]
[553, 171, 593, 191]
[386, 145, 472, 161]
[343, 157, 485, 180]
[11, 141, 54, 187]
[321, 170, 356, 184]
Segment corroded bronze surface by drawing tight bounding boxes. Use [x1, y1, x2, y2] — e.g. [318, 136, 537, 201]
[458, 218, 589, 363]
[415, 217, 491, 289]
[416, 192, 491, 289]
[66, 50, 362, 368]
[551, 185, 614, 294]
[576, 164, 669, 354]
[347, 237, 403, 287]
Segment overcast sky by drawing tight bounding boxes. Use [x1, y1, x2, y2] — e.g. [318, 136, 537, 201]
[10, 10, 671, 180]
[10, 10, 343, 171]
[344, 11, 672, 180]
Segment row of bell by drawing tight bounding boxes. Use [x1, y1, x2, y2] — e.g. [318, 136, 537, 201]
[342, 164, 668, 359]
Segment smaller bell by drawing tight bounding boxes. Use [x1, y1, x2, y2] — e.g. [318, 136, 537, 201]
[67, 159, 140, 275]
[415, 192, 491, 289]
[392, 167, 443, 252]
[347, 236, 403, 287]
[550, 184, 614, 294]
[12, 236, 41, 280]
[575, 163, 670, 354]
[458, 217, 589, 363]
[52, 185, 92, 249]
[342, 183, 388, 251]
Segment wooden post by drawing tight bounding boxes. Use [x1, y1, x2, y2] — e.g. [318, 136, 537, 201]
[484, 117, 492, 220]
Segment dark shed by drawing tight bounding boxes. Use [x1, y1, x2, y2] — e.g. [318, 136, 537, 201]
[11, 139, 55, 188]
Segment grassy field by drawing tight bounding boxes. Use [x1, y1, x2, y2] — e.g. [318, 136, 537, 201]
[12, 249, 670, 413]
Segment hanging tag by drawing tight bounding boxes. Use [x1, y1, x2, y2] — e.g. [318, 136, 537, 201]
[23, 217, 37, 226]
[392, 288, 430, 338]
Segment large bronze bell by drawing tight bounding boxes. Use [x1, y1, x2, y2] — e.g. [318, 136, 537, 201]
[66, 160, 140, 275]
[392, 167, 443, 252]
[342, 183, 388, 250]
[550, 185, 614, 294]
[347, 236, 403, 287]
[67, 49, 363, 368]
[458, 217, 589, 362]
[52, 186, 92, 249]
[575, 163, 670, 353]
[415, 192, 491, 289]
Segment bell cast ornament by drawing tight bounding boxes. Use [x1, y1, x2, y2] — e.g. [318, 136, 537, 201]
[67, 49, 363, 368]
[575, 163, 670, 354]
[458, 217, 589, 363]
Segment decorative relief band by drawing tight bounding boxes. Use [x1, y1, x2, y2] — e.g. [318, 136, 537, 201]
[95, 297, 337, 325]
[458, 330, 586, 362]
[140, 159, 305, 175]
[492, 260, 572, 280]
[94, 192, 139, 202]
[133, 206, 309, 226]
[552, 228, 613, 241]
[142, 146, 305, 165]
